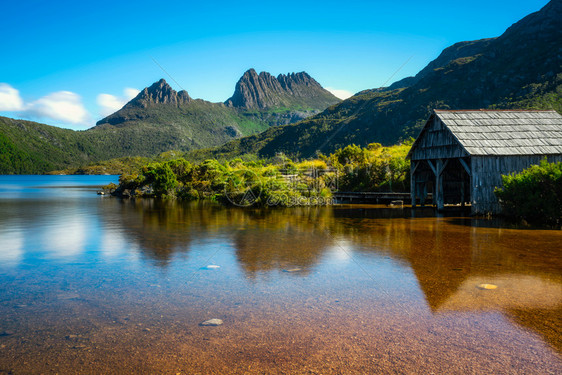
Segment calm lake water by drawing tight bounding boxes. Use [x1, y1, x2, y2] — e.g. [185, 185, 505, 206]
[0, 175, 560, 374]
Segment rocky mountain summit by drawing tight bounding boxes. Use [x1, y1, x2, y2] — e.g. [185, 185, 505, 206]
[225, 69, 340, 110]
[128, 79, 191, 108]
[96, 79, 193, 126]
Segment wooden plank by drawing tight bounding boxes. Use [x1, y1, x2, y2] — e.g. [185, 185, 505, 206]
[410, 160, 419, 175]
[437, 159, 449, 176]
[459, 158, 471, 176]
[427, 160, 437, 176]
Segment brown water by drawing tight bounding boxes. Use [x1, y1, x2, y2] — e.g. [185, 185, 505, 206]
[0, 176, 561, 374]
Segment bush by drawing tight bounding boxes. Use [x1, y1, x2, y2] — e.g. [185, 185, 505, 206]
[495, 159, 562, 226]
[118, 173, 145, 191]
[113, 143, 410, 205]
[144, 162, 178, 197]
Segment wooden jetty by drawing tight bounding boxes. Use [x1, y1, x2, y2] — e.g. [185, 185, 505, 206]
[334, 192, 427, 205]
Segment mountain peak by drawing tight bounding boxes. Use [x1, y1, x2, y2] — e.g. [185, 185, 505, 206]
[95, 79, 192, 126]
[127, 78, 191, 109]
[225, 69, 339, 110]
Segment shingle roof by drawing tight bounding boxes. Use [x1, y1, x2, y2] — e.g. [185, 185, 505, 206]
[435, 110, 562, 155]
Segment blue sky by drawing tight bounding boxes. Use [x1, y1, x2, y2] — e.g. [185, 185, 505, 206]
[0, 0, 550, 130]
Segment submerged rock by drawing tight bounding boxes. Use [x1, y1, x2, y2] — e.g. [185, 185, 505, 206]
[200, 319, 223, 326]
[57, 292, 81, 300]
[283, 268, 302, 273]
[477, 283, 498, 290]
[201, 265, 220, 270]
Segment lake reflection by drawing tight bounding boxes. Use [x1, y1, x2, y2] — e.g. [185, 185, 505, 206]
[0, 176, 561, 374]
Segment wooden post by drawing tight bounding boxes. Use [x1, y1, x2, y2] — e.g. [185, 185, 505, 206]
[459, 157, 471, 208]
[437, 174, 444, 210]
[432, 160, 440, 209]
[411, 170, 417, 207]
[427, 160, 437, 207]
[410, 161, 419, 208]
[435, 159, 445, 211]
[460, 175, 465, 207]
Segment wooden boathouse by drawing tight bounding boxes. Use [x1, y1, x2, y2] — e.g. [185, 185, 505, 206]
[407, 110, 562, 214]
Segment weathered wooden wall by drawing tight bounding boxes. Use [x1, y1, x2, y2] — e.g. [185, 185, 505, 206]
[410, 116, 469, 161]
[471, 154, 562, 214]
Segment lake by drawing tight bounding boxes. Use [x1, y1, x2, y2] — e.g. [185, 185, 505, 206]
[0, 175, 560, 374]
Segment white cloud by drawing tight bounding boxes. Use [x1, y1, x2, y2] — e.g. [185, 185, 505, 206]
[326, 87, 353, 100]
[124, 87, 140, 100]
[97, 93, 124, 117]
[0, 83, 24, 111]
[42, 218, 87, 259]
[0, 228, 24, 267]
[25, 91, 90, 125]
[99, 229, 126, 258]
[97, 87, 139, 117]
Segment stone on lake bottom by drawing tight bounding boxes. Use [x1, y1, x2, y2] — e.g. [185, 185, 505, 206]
[477, 283, 498, 290]
[57, 292, 81, 300]
[283, 268, 302, 273]
[202, 265, 220, 270]
[200, 319, 223, 326]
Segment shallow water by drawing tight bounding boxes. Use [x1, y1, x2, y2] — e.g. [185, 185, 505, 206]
[0, 176, 560, 374]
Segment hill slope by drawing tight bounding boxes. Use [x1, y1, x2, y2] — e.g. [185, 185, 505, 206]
[0, 116, 112, 174]
[197, 0, 562, 159]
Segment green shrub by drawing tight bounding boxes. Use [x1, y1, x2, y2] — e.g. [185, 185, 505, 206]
[144, 162, 179, 197]
[495, 159, 562, 226]
[118, 173, 145, 191]
[113, 143, 409, 205]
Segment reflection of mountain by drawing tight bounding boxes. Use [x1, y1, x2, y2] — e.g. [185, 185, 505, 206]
[99, 200, 562, 352]
[99, 200, 212, 265]
[339, 212, 562, 352]
[234, 227, 328, 277]
[99, 201, 336, 270]
[232, 208, 334, 278]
